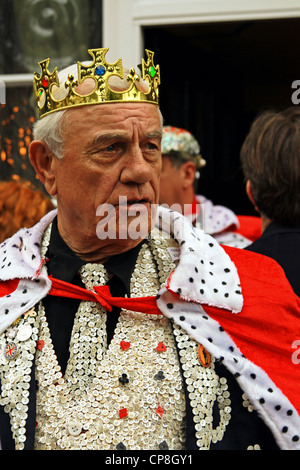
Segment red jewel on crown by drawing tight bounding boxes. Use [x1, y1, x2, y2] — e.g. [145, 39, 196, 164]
[42, 76, 49, 88]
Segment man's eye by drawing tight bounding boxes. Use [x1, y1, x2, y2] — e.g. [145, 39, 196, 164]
[147, 142, 158, 150]
[106, 144, 115, 152]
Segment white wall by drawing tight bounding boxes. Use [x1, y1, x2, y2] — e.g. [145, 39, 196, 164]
[103, 0, 300, 67]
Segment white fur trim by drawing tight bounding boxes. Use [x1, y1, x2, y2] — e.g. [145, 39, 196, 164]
[156, 206, 243, 313]
[0, 210, 56, 334]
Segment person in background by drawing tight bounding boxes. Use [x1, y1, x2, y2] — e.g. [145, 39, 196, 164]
[241, 106, 300, 297]
[159, 126, 261, 247]
[0, 180, 55, 243]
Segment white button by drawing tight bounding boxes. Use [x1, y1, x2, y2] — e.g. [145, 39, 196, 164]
[67, 421, 82, 436]
[17, 325, 32, 341]
[7, 329, 16, 339]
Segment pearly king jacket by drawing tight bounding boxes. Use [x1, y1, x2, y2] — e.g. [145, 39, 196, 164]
[0, 207, 300, 450]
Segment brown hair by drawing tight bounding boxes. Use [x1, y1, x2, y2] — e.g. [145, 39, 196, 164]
[0, 181, 55, 242]
[240, 107, 300, 226]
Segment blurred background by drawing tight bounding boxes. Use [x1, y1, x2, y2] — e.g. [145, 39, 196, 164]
[1, 0, 299, 215]
[0, 0, 102, 192]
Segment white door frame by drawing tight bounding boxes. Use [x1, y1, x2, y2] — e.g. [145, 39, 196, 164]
[103, 0, 300, 67]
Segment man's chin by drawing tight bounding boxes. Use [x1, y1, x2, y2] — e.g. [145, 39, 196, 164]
[96, 212, 156, 242]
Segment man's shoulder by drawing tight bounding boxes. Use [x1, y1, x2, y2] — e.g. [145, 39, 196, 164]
[0, 211, 56, 334]
[0, 210, 57, 262]
[223, 243, 296, 295]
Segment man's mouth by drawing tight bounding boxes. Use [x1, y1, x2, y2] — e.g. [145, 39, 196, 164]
[117, 197, 151, 207]
[95, 196, 158, 241]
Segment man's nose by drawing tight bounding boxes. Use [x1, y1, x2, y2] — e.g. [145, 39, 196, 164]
[120, 144, 153, 184]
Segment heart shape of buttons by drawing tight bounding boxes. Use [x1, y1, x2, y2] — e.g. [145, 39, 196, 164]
[156, 342, 167, 352]
[120, 340, 131, 351]
[36, 340, 45, 351]
[119, 408, 128, 419]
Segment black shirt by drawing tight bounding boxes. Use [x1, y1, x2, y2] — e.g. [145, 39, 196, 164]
[246, 222, 300, 297]
[43, 216, 143, 374]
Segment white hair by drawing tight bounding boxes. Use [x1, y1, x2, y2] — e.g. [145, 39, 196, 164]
[33, 62, 163, 159]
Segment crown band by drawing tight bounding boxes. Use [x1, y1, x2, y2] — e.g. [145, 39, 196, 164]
[33, 48, 160, 119]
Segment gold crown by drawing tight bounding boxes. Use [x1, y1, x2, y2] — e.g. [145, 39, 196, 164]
[33, 48, 160, 118]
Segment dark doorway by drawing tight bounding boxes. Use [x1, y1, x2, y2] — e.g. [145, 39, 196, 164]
[144, 18, 300, 215]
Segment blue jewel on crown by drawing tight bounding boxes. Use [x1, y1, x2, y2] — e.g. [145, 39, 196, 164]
[95, 65, 106, 76]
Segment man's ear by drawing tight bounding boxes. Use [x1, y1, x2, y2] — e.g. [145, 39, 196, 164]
[29, 141, 57, 196]
[246, 180, 259, 212]
[181, 161, 196, 189]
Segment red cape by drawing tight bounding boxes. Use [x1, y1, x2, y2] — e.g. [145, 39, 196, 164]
[203, 245, 300, 414]
[236, 215, 262, 241]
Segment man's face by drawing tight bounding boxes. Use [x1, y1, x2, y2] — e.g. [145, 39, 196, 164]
[49, 102, 162, 257]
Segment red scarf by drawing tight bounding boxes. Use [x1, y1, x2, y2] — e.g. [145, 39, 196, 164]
[48, 276, 162, 315]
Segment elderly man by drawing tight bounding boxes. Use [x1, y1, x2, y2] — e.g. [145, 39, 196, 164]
[159, 126, 261, 246]
[0, 49, 299, 451]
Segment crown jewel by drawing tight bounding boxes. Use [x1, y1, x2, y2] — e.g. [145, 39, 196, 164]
[33, 48, 160, 118]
